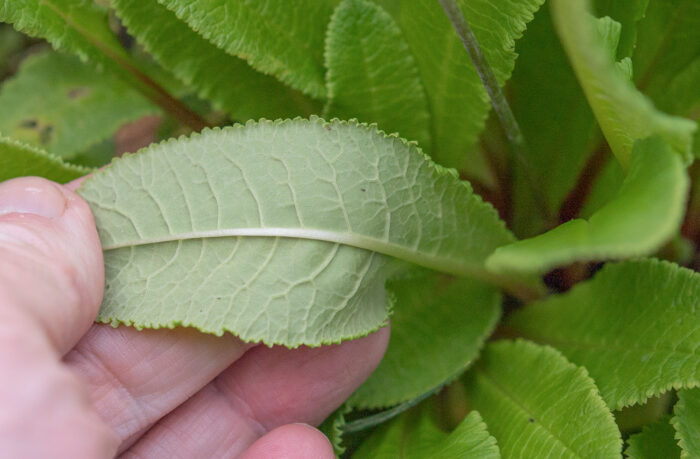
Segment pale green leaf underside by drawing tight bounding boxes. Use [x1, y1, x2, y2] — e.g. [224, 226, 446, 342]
[156, 0, 337, 99]
[348, 269, 500, 409]
[111, 0, 318, 121]
[673, 388, 700, 458]
[508, 259, 700, 410]
[0, 50, 156, 159]
[550, 0, 696, 167]
[353, 410, 500, 459]
[324, 0, 431, 148]
[626, 416, 681, 459]
[391, 0, 544, 171]
[78, 118, 513, 346]
[487, 136, 688, 274]
[464, 340, 621, 458]
[0, 136, 88, 183]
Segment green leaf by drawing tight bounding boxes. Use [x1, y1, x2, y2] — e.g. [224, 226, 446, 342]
[77, 117, 517, 346]
[508, 259, 700, 410]
[673, 388, 700, 458]
[0, 50, 156, 159]
[550, 0, 696, 167]
[324, 0, 430, 147]
[464, 340, 621, 458]
[111, 0, 318, 121]
[509, 3, 598, 236]
[487, 136, 688, 274]
[594, 0, 649, 59]
[633, 0, 700, 157]
[353, 409, 500, 459]
[348, 269, 500, 409]
[156, 0, 337, 99]
[626, 416, 681, 459]
[386, 0, 544, 171]
[0, 136, 88, 183]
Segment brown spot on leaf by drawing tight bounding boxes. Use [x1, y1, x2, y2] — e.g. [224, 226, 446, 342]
[19, 119, 38, 129]
[39, 125, 53, 144]
[67, 87, 90, 99]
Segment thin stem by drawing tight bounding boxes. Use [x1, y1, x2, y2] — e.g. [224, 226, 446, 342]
[439, 0, 551, 224]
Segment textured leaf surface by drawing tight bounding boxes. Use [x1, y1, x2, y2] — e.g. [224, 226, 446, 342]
[487, 137, 688, 274]
[111, 0, 318, 121]
[509, 3, 598, 236]
[324, 0, 430, 147]
[464, 340, 621, 458]
[348, 269, 500, 409]
[77, 118, 513, 346]
[0, 51, 156, 159]
[387, 0, 544, 171]
[0, 136, 88, 183]
[673, 388, 700, 458]
[550, 0, 696, 166]
[508, 259, 700, 409]
[157, 0, 337, 99]
[353, 410, 499, 459]
[626, 416, 680, 459]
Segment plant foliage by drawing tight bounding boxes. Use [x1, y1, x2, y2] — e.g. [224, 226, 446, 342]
[1, 0, 699, 456]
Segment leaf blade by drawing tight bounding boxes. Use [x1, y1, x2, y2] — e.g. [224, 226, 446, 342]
[673, 388, 700, 458]
[0, 136, 88, 183]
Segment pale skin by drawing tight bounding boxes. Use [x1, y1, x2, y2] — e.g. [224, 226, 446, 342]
[0, 176, 389, 458]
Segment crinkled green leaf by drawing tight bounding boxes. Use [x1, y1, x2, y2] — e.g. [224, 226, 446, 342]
[324, 0, 430, 147]
[386, 0, 544, 172]
[673, 388, 700, 458]
[487, 137, 688, 274]
[77, 117, 515, 346]
[353, 410, 500, 459]
[633, 0, 700, 157]
[156, 0, 337, 99]
[464, 340, 621, 458]
[550, 0, 696, 166]
[320, 405, 351, 457]
[509, 3, 598, 236]
[348, 269, 500, 409]
[0, 51, 156, 159]
[626, 415, 681, 459]
[0, 136, 88, 183]
[111, 0, 318, 121]
[508, 259, 700, 410]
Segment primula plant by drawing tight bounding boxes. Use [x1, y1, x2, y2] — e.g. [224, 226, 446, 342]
[1, 0, 700, 456]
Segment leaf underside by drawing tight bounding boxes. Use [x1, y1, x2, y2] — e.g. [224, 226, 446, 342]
[508, 259, 700, 410]
[464, 340, 621, 458]
[77, 117, 512, 346]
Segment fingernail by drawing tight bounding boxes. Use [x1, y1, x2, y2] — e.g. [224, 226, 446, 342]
[0, 177, 67, 218]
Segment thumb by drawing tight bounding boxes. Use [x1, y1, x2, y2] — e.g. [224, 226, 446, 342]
[0, 176, 104, 355]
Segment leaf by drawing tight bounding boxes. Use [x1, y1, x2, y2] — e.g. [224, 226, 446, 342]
[594, 0, 649, 59]
[319, 405, 351, 457]
[77, 117, 517, 346]
[385, 0, 544, 171]
[0, 50, 157, 159]
[487, 136, 688, 274]
[550, 0, 696, 167]
[626, 416, 681, 459]
[156, 0, 338, 99]
[508, 259, 700, 410]
[111, 0, 318, 121]
[347, 269, 500, 409]
[0, 136, 88, 183]
[463, 340, 622, 458]
[673, 388, 700, 458]
[353, 409, 500, 459]
[509, 3, 599, 236]
[324, 0, 431, 147]
[632, 0, 700, 157]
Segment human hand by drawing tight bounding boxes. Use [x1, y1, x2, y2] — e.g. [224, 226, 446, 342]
[0, 177, 389, 458]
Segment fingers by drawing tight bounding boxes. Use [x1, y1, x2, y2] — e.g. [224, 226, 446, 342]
[239, 424, 334, 459]
[123, 326, 389, 457]
[0, 176, 104, 354]
[65, 325, 251, 453]
[0, 177, 116, 457]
